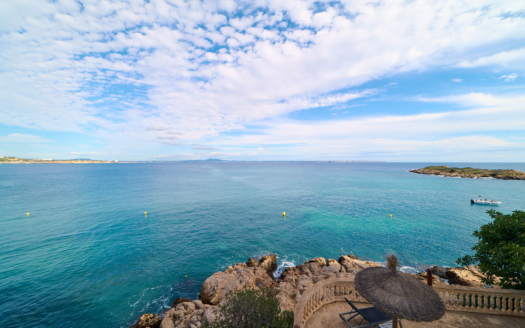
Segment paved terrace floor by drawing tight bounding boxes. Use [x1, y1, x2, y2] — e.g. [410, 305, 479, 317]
[304, 301, 525, 328]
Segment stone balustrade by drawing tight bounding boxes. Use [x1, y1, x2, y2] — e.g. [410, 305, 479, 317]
[434, 284, 525, 316]
[294, 278, 525, 328]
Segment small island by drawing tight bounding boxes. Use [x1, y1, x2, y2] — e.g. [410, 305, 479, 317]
[410, 166, 525, 180]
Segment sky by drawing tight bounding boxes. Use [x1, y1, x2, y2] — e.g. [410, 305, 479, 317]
[1, 0, 525, 162]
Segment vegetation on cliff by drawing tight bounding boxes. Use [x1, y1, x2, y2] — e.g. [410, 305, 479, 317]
[457, 210, 525, 290]
[410, 166, 525, 180]
[203, 287, 293, 328]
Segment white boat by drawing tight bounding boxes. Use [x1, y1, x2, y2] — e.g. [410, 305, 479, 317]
[471, 196, 501, 205]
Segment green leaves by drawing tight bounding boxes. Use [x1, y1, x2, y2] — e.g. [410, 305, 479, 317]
[204, 287, 294, 328]
[457, 210, 525, 290]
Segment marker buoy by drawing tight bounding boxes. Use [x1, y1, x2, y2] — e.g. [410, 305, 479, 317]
[282, 212, 286, 218]
[185, 275, 188, 279]
[27, 213, 30, 216]
[144, 212, 147, 216]
[390, 214, 392, 218]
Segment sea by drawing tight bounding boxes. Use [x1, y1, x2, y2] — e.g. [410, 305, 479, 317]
[1, 162, 524, 328]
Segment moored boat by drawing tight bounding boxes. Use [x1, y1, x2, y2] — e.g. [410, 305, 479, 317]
[470, 196, 501, 205]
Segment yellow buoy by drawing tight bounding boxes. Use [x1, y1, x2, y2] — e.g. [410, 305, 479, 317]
[144, 212, 147, 216]
[26, 213, 30, 216]
[390, 214, 392, 218]
[185, 275, 188, 279]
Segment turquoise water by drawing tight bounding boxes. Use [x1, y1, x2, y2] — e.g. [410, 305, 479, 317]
[1, 162, 524, 327]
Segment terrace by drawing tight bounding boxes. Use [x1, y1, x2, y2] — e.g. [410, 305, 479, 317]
[294, 278, 525, 328]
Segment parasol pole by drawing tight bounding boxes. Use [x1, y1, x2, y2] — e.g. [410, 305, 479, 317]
[393, 314, 398, 328]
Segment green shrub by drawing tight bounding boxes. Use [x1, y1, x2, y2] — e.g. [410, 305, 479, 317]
[457, 210, 525, 289]
[203, 287, 294, 328]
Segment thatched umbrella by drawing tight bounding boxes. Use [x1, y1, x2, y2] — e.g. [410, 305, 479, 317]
[355, 255, 446, 328]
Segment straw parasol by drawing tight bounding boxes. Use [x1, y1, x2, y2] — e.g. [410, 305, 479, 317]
[355, 255, 446, 328]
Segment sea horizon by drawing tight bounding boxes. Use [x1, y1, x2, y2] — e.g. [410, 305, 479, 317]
[1, 162, 524, 327]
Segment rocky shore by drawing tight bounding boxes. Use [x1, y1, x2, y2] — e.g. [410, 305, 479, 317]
[410, 166, 525, 180]
[131, 254, 497, 328]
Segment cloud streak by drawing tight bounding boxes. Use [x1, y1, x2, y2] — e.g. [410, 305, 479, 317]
[0, 133, 53, 143]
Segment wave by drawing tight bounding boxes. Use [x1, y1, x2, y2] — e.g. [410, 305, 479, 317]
[399, 265, 419, 274]
[273, 259, 296, 279]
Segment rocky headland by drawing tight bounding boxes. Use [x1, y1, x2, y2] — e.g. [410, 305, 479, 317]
[131, 253, 498, 328]
[410, 166, 525, 180]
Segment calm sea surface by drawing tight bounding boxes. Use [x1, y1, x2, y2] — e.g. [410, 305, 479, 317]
[1, 162, 524, 327]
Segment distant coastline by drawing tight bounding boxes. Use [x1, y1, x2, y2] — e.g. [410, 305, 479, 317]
[410, 166, 525, 180]
[0, 157, 127, 164]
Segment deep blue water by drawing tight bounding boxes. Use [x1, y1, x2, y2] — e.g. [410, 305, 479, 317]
[1, 162, 524, 328]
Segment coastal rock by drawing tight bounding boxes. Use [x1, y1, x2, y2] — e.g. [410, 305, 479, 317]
[325, 259, 342, 273]
[151, 253, 491, 328]
[201, 306, 219, 325]
[259, 254, 277, 272]
[137, 313, 161, 328]
[246, 258, 259, 267]
[161, 304, 217, 328]
[199, 263, 276, 305]
[160, 309, 176, 328]
[192, 300, 204, 310]
[446, 265, 500, 288]
[431, 266, 449, 278]
[338, 255, 380, 274]
[412, 272, 448, 287]
[276, 281, 297, 312]
[305, 257, 326, 268]
[171, 298, 192, 308]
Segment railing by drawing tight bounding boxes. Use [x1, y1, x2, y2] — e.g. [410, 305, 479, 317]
[434, 285, 525, 316]
[293, 278, 525, 328]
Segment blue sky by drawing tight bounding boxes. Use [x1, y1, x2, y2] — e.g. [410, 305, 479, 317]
[1, 0, 525, 161]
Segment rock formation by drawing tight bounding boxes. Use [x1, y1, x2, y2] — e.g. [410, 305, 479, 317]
[199, 263, 277, 305]
[136, 313, 161, 328]
[160, 300, 218, 328]
[445, 265, 501, 288]
[133, 253, 499, 328]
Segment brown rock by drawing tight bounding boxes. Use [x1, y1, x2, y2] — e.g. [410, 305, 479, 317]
[137, 313, 161, 328]
[199, 264, 276, 305]
[431, 266, 449, 278]
[279, 266, 300, 284]
[276, 281, 297, 312]
[412, 272, 448, 287]
[305, 257, 326, 268]
[201, 306, 219, 325]
[338, 255, 380, 274]
[171, 298, 192, 308]
[446, 265, 500, 288]
[259, 254, 277, 272]
[246, 258, 259, 267]
[160, 309, 176, 328]
[326, 259, 342, 273]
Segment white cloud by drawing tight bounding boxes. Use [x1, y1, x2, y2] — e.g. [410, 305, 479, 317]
[456, 47, 525, 68]
[210, 93, 525, 160]
[153, 153, 195, 159]
[0, 133, 53, 143]
[499, 73, 518, 82]
[210, 152, 242, 157]
[0, 0, 525, 159]
[70, 152, 100, 155]
[452, 78, 463, 82]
